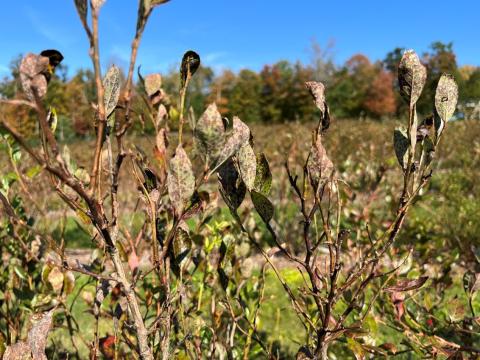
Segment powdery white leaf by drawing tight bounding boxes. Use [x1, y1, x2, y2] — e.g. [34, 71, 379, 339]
[195, 103, 225, 163]
[167, 145, 195, 216]
[435, 73, 458, 123]
[103, 65, 121, 118]
[305, 81, 326, 115]
[237, 143, 256, 191]
[398, 50, 427, 105]
[218, 116, 251, 165]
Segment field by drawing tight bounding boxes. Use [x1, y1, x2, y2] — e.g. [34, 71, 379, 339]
[2, 117, 479, 358]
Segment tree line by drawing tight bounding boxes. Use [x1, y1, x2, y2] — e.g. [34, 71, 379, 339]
[1, 41, 479, 137]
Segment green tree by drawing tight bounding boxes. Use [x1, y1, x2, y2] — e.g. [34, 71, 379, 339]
[229, 69, 262, 122]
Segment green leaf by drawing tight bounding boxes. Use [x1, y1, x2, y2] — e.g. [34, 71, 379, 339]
[398, 50, 427, 105]
[237, 143, 256, 191]
[195, 103, 225, 164]
[14, 266, 28, 281]
[251, 191, 274, 223]
[63, 271, 75, 295]
[435, 73, 458, 124]
[253, 153, 272, 196]
[26, 165, 42, 179]
[180, 50, 200, 87]
[103, 65, 121, 118]
[167, 145, 195, 216]
[393, 127, 409, 170]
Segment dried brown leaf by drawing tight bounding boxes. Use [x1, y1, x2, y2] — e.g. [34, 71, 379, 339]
[167, 145, 195, 216]
[307, 135, 334, 187]
[398, 50, 427, 105]
[144, 73, 162, 97]
[103, 65, 121, 118]
[19, 54, 49, 100]
[435, 73, 458, 124]
[305, 81, 326, 115]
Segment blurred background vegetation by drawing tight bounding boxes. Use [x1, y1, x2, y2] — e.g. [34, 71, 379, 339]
[2, 41, 480, 139]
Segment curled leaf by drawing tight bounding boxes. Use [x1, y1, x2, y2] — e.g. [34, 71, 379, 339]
[19, 53, 49, 100]
[305, 81, 326, 115]
[435, 73, 458, 124]
[307, 135, 334, 188]
[181, 50, 200, 87]
[144, 73, 162, 97]
[398, 50, 427, 105]
[103, 65, 121, 118]
[384, 276, 428, 292]
[40, 50, 64, 69]
[167, 145, 195, 216]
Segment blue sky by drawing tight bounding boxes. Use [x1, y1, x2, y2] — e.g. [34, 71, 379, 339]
[1, 0, 479, 77]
